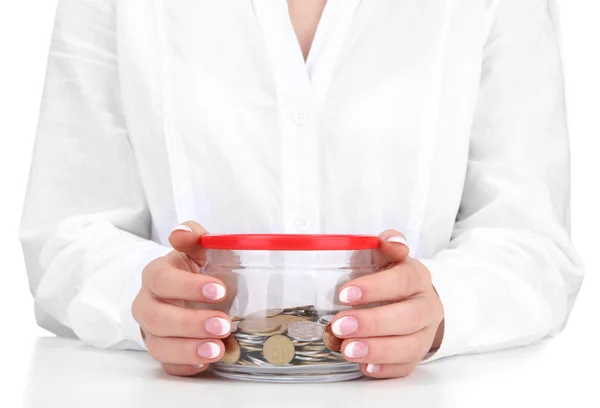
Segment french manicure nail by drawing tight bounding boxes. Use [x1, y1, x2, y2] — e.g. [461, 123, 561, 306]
[202, 283, 226, 301]
[197, 342, 221, 359]
[387, 236, 409, 247]
[366, 364, 381, 374]
[171, 225, 193, 233]
[344, 341, 369, 359]
[339, 286, 363, 303]
[332, 316, 359, 336]
[196, 364, 205, 369]
[205, 317, 231, 336]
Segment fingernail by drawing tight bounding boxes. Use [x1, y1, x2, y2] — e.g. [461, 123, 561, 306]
[196, 364, 205, 369]
[366, 364, 381, 374]
[171, 224, 193, 233]
[197, 342, 221, 359]
[332, 316, 359, 336]
[387, 236, 409, 247]
[205, 317, 231, 336]
[344, 341, 369, 359]
[339, 286, 363, 303]
[202, 283, 226, 301]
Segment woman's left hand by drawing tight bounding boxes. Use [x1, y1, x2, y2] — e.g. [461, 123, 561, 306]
[332, 230, 445, 379]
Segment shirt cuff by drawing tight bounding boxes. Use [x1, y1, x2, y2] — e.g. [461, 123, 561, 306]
[417, 257, 480, 363]
[118, 243, 171, 351]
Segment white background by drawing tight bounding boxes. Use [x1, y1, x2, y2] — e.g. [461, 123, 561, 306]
[0, 1, 598, 406]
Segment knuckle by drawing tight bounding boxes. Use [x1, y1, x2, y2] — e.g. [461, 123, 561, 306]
[379, 340, 397, 361]
[142, 257, 166, 286]
[406, 303, 426, 331]
[150, 268, 171, 295]
[144, 308, 162, 335]
[403, 269, 415, 294]
[370, 309, 385, 334]
[180, 315, 195, 338]
[181, 310, 203, 337]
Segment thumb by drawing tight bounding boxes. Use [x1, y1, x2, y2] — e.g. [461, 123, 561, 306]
[169, 221, 208, 266]
[374, 229, 410, 268]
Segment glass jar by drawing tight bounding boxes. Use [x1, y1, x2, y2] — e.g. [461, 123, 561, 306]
[197, 234, 380, 383]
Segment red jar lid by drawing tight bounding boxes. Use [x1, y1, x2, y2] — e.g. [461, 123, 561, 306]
[200, 234, 380, 251]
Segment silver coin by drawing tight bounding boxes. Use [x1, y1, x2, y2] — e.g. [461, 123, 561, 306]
[234, 333, 265, 341]
[295, 355, 323, 362]
[246, 355, 272, 366]
[296, 349, 327, 356]
[318, 315, 336, 325]
[240, 345, 262, 351]
[287, 322, 324, 342]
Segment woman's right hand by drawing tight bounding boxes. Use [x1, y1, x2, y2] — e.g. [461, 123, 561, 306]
[132, 222, 232, 377]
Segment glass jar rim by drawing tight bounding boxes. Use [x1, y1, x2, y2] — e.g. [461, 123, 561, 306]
[199, 234, 380, 251]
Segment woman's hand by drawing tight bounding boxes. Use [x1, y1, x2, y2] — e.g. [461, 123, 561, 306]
[332, 230, 445, 379]
[132, 222, 232, 377]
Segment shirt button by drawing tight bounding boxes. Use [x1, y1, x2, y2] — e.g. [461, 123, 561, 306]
[292, 109, 311, 126]
[293, 216, 312, 232]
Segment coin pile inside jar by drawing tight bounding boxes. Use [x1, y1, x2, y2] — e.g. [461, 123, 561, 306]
[221, 306, 345, 366]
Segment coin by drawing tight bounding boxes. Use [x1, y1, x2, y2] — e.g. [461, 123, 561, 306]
[301, 344, 327, 350]
[287, 322, 324, 342]
[238, 318, 281, 334]
[247, 355, 272, 366]
[230, 316, 244, 322]
[323, 322, 343, 352]
[270, 315, 309, 325]
[318, 315, 336, 325]
[245, 309, 284, 319]
[239, 345, 262, 352]
[221, 336, 241, 364]
[262, 335, 295, 366]
[258, 323, 288, 337]
[283, 305, 315, 312]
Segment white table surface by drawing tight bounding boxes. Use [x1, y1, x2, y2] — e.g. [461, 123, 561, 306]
[15, 324, 598, 408]
[7, 269, 597, 408]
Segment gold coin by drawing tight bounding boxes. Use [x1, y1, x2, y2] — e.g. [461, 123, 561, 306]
[270, 315, 308, 325]
[262, 335, 295, 366]
[323, 323, 343, 352]
[258, 323, 288, 337]
[230, 316, 244, 322]
[238, 318, 281, 334]
[221, 336, 241, 364]
[245, 309, 284, 319]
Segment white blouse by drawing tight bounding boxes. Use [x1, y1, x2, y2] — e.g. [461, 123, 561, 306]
[21, 0, 584, 362]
